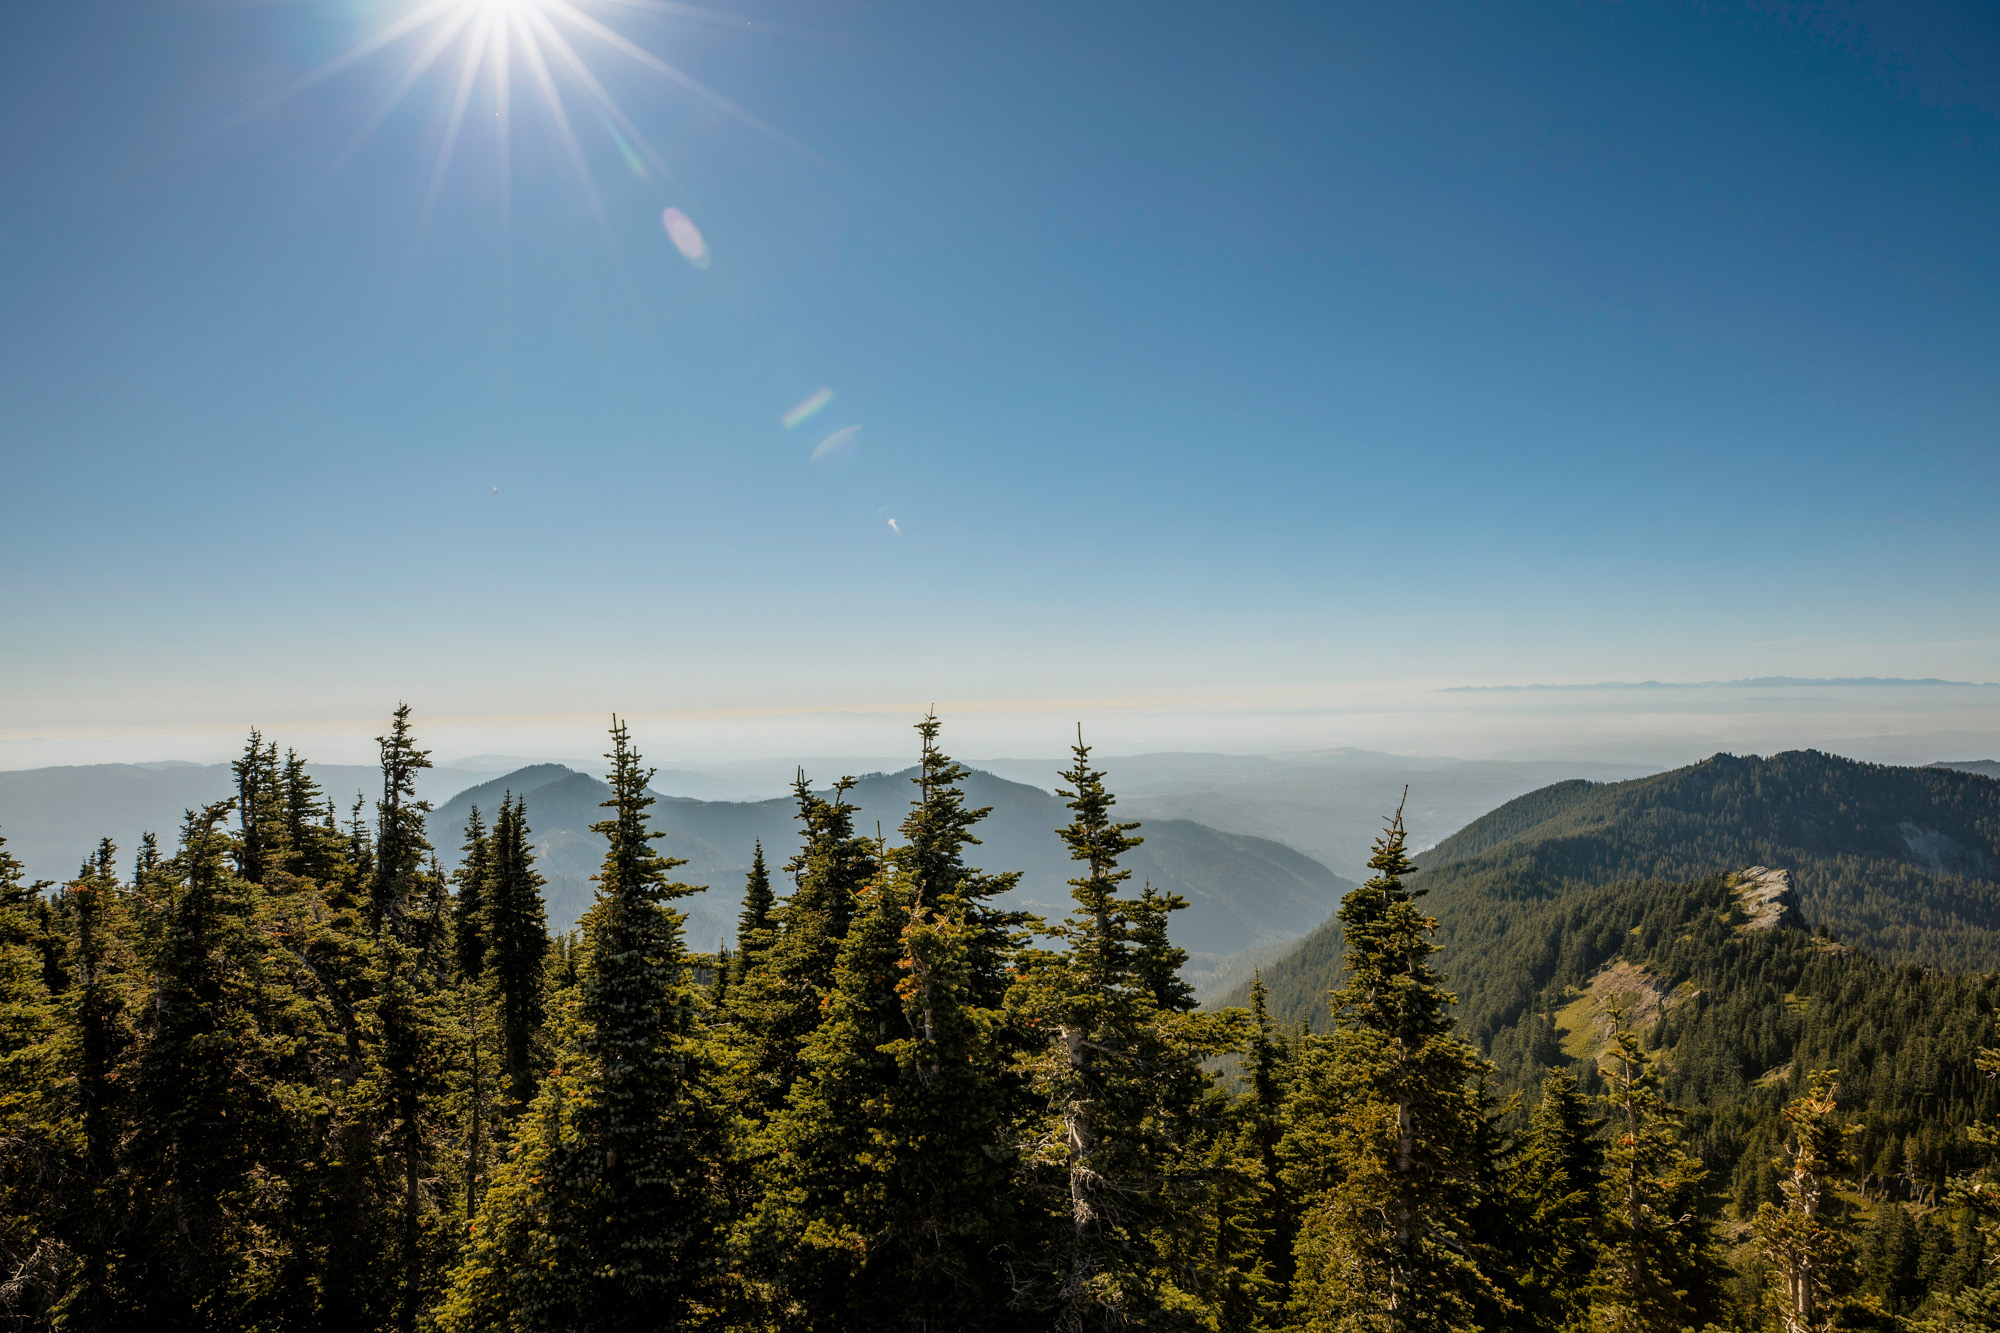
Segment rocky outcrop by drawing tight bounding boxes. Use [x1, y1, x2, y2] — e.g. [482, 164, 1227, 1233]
[1731, 866, 1799, 931]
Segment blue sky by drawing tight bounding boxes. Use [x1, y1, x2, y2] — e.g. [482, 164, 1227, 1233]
[2, 0, 1997, 765]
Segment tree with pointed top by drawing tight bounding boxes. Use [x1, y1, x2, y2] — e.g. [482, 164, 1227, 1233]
[1239, 973, 1297, 1324]
[725, 774, 876, 1121]
[1009, 730, 1226, 1328]
[365, 707, 454, 1333]
[748, 713, 1025, 1329]
[454, 806, 492, 983]
[232, 732, 282, 885]
[57, 842, 133, 1319]
[113, 800, 290, 1326]
[1508, 1065, 1603, 1333]
[1585, 1025, 1722, 1333]
[1287, 804, 1502, 1333]
[484, 795, 549, 1113]
[442, 719, 722, 1331]
[371, 703, 433, 932]
[733, 840, 776, 985]
[901, 712, 1025, 1007]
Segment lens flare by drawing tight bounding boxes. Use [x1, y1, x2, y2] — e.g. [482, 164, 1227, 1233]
[782, 387, 834, 429]
[810, 426, 859, 462]
[662, 207, 710, 268]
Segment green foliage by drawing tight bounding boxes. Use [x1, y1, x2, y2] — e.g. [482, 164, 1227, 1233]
[442, 719, 723, 1332]
[744, 714, 1024, 1330]
[1008, 733, 1236, 1328]
[16, 726, 2000, 1333]
[1587, 1026, 1725, 1333]
[1286, 806, 1504, 1333]
[1245, 751, 2000, 1034]
[485, 795, 549, 1113]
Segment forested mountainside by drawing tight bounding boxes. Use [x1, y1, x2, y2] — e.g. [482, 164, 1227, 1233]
[431, 762, 1356, 957]
[14, 716, 2000, 1331]
[1238, 749, 2000, 1030]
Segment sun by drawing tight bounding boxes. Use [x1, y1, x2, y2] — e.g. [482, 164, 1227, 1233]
[248, 0, 799, 229]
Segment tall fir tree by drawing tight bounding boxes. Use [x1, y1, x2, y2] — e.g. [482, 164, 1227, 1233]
[1286, 804, 1501, 1333]
[733, 840, 776, 985]
[231, 732, 282, 886]
[725, 774, 875, 1120]
[371, 703, 434, 933]
[1752, 1071, 1867, 1333]
[485, 795, 549, 1113]
[111, 801, 287, 1329]
[1509, 1066, 1604, 1333]
[748, 715, 1025, 1330]
[454, 806, 492, 982]
[50, 843, 133, 1325]
[369, 707, 453, 1333]
[440, 719, 722, 1332]
[1010, 732, 1224, 1327]
[1586, 1026, 1723, 1333]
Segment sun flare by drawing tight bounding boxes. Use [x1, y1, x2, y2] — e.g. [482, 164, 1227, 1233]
[253, 0, 794, 228]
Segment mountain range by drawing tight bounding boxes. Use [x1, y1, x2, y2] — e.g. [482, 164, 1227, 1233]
[1232, 749, 2000, 1034]
[428, 763, 1357, 973]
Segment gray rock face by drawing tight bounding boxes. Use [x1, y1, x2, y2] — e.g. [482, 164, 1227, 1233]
[1732, 866, 1799, 931]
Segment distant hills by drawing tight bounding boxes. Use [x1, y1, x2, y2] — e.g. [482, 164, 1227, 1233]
[1934, 759, 2000, 779]
[431, 763, 1357, 963]
[1232, 750, 2000, 1033]
[0, 758, 504, 887]
[975, 750, 1660, 881]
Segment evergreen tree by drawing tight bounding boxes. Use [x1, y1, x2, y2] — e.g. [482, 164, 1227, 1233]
[371, 703, 433, 932]
[231, 731, 282, 885]
[51, 844, 133, 1325]
[454, 806, 492, 982]
[1507, 1065, 1603, 1333]
[441, 719, 722, 1331]
[1586, 1026, 1722, 1333]
[485, 795, 549, 1113]
[1238, 975, 1297, 1327]
[725, 774, 876, 1120]
[368, 707, 453, 1333]
[748, 715, 1024, 1330]
[111, 801, 288, 1328]
[1287, 804, 1501, 1333]
[278, 747, 344, 883]
[0, 830, 62, 1323]
[734, 840, 776, 984]
[1752, 1071, 1873, 1333]
[1010, 731, 1226, 1327]
[1911, 1047, 2000, 1332]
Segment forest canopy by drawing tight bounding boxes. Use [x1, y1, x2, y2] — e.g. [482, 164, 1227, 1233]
[4, 709, 2000, 1332]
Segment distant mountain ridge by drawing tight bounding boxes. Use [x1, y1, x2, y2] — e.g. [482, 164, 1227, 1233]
[1232, 750, 2000, 1033]
[431, 763, 1357, 962]
[1933, 759, 2000, 780]
[0, 759, 500, 887]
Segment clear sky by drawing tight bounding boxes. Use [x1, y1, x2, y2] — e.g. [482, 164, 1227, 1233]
[2, 0, 1997, 767]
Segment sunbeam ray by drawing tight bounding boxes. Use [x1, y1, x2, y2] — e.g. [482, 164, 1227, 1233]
[417, 11, 493, 235]
[223, 0, 462, 134]
[325, 3, 480, 183]
[523, 3, 676, 185]
[541, 0, 833, 168]
[512, 8, 604, 219]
